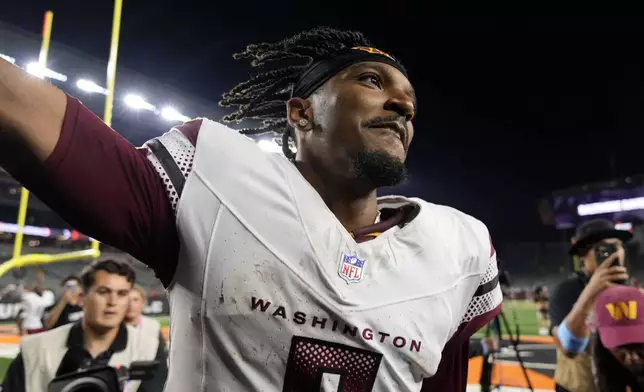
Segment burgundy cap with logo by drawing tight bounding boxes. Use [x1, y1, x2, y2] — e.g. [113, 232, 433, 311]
[594, 285, 644, 348]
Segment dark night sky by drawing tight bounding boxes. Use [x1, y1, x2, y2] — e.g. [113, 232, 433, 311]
[2, 2, 644, 245]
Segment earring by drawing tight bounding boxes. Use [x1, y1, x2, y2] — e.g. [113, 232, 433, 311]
[298, 118, 308, 127]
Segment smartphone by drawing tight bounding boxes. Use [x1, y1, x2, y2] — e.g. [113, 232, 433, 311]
[595, 243, 626, 284]
[595, 243, 618, 265]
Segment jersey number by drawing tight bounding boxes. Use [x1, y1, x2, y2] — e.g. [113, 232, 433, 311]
[282, 336, 383, 392]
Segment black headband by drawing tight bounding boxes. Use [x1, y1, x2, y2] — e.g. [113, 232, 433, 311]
[291, 46, 408, 99]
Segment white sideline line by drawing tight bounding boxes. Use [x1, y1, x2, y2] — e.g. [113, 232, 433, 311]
[467, 386, 553, 392]
[0, 344, 18, 358]
[515, 343, 555, 350]
[494, 359, 556, 370]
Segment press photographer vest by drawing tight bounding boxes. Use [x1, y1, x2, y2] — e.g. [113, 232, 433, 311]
[134, 315, 162, 345]
[555, 349, 597, 392]
[20, 323, 158, 392]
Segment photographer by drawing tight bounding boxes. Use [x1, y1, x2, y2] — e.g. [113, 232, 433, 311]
[43, 276, 83, 330]
[549, 219, 632, 392]
[1, 260, 167, 392]
[124, 285, 165, 354]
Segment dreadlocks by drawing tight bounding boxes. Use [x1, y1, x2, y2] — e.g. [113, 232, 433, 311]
[219, 27, 372, 159]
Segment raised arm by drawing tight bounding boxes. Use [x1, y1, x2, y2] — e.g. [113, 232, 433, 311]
[0, 59, 66, 161]
[0, 59, 181, 284]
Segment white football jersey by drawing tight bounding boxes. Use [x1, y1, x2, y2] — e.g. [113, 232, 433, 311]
[144, 119, 502, 392]
[19, 291, 47, 330]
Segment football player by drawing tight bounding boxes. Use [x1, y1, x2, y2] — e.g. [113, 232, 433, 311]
[0, 27, 502, 391]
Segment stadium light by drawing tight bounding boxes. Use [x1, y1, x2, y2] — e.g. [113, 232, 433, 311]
[257, 139, 283, 154]
[161, 106, 190, 123]
[76, 79, 108, 95]
[0, 53, 15, 64]
[2, 50, 245, 135]
[615, 222, 633, 231]
[124, 94, 156, 111]
[577, 196, 644, 216]
[25, 62, 68, 82]
[0, 221, 51, 238]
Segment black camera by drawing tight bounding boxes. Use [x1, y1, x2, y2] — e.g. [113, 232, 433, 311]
[47, 361, 159, 392]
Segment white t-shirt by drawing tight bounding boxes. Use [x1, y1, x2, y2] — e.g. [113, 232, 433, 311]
[41, 290, 55, 308]
[20, 292, 47, 330]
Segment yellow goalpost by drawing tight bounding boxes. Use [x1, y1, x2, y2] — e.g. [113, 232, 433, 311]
[0, 1, 124, 278]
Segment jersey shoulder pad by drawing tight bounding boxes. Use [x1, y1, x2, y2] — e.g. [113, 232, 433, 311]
[409, 198, 492, 270]
[141, 119, 207, 213]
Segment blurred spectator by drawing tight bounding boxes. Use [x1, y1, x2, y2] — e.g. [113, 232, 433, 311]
[1, 259, 167, 392]
[549, 219, 631, 392]
[43, 276, 83, 329]
[124, 285, 152, 329]
[124, 285, 166, 352]
[16, 284, 48, 335]
[533, 284, 550, 336]
[592, 285, 644, 392]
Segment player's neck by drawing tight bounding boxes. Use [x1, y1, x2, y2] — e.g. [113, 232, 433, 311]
[296, 160, 379, 232]
[327, 194, 379, 232]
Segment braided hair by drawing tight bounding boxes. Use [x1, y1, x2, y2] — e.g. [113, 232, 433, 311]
[219, 27, 372, 159]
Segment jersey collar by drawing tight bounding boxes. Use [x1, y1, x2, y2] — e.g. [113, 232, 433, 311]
[350, 205, 417, 243]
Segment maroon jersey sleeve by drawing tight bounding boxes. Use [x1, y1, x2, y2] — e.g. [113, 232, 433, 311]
[420, 339, 470, 391]
[421, 238, 502, 391]
[1, 95, 200, 284]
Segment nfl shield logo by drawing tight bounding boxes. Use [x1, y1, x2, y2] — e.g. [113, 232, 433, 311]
[338, 253, 365, 284]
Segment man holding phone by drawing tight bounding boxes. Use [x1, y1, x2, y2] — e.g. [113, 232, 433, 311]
[43, 276, 84, 330]
[549, 219, 632, 392]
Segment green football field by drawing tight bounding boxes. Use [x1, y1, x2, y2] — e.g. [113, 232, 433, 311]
[156, 315, 170, 328]
[473, 299, 543, 338]
[0, 301, 543, 382]
[0, 357, 10, 381]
